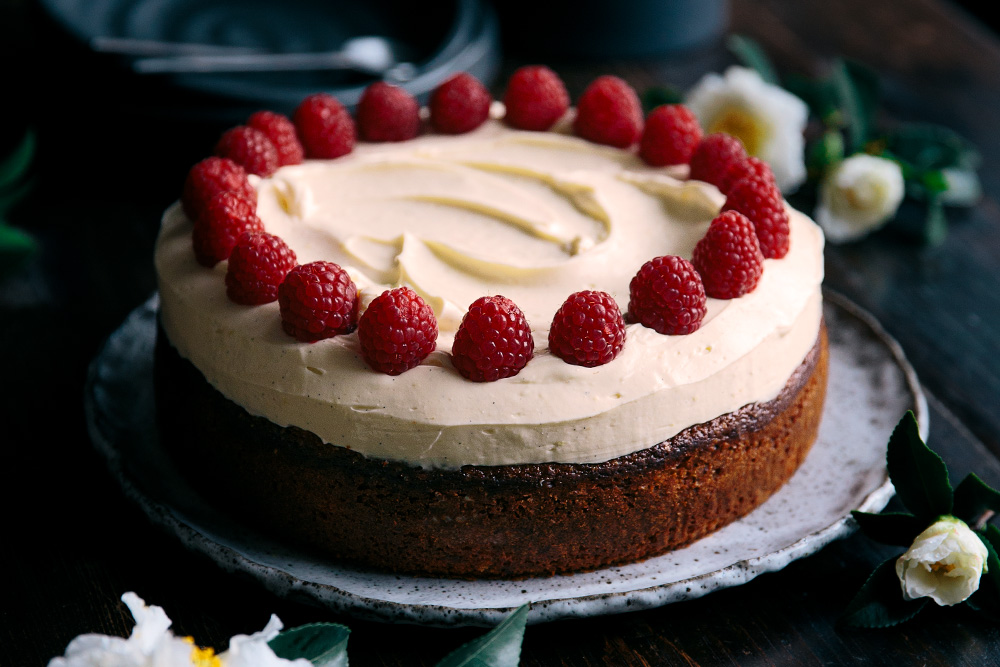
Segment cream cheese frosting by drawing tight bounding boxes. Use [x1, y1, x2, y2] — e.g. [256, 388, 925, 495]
[155, 114, 824, 469]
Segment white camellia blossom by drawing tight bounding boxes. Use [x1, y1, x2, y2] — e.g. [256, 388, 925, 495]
[895, 515, 989, 607]
[814, 154, 905, 243]
[49, 593, 311, 667]
[685, 65, 808, 193]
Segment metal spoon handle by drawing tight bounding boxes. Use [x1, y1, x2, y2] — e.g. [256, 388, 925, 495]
[132, 51, 365, 74]
[91, 36, 259, 57]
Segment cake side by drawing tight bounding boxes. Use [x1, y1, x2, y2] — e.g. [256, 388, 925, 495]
[156, 323, 827, 579]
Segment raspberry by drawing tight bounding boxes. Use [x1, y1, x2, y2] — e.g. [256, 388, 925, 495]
[429, 72, 492, 135]
[181, 157, 256, 221]
[451, 295, 534, 382]
[225, 232, 297, 305]
[191, 191, 264, 267]
[689, 133, 747, 190]
[357, 287, 438, 375]
[502, 65, 570, 131]
[293, 93, 356, 159]
[718, 156, 775, 196]
[548, 291, 626, 367]
[214, 125, 280, 177]
[247, 110, 304, 166]
[573, 75, 643, 148]
[278, 261, 358, 342]
[692, 211, 765, 299]
[628, 256, 707, 335]
[356, 82, 421, 142]
[722, 174, 790, 259]
[639, 104, 703, 167]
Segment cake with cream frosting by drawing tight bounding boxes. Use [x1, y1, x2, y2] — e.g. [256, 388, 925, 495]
[154, 75, 827, 578]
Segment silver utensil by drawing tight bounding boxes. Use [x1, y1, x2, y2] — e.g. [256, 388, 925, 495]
[93, 36, 417, 81]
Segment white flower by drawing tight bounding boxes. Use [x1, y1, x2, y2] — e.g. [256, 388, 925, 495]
[814, 154, 904, 242]
[221, 615, 310, 667]
[895, 515, 989, 607]
[48, 593, 311, 667]
[685, 65, 808, 193]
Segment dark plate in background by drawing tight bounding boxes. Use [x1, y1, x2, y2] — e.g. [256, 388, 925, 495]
[39, 0, 500, 117]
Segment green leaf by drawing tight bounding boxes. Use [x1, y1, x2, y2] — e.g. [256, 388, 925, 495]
[726, 34, 779, 85]
[887, 123, 980, 172]
[641, 86, 683, 115]
[886, 411, 953, 521]
[269, 622, 350, 667]
[0, 128, 35, 191]
[831, 60, 872, 153]
[435, 605, 529, 667]
[840, 557, 927, 628]
[923, 196, 948, 247]
[967, 531, 1000, 621]
[806, 131, 844, 175]
[851, 510, 925, 547]
[952, 473, 1000, 525]
[783, 73, 840, 121]
[0, 173, 35, 215]
[0, 224, 37, 280]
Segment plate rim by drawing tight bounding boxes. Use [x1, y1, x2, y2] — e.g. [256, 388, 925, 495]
[84, 289, 925, 626]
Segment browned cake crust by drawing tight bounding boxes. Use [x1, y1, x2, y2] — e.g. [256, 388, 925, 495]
[156, 323, 828, 579]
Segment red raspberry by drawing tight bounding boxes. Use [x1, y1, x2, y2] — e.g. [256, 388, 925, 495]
[214, 125, 280, 177]
[718, 156, 775, 196]
[293, 93, 356, 159]
[181, 157, 256, 221]
[639, 104, 703, 166]
[628, 256, 707, 335]
[356, 82, 421, 142]
[689, 133, 747, 190]
[357, 287, 438, 375]
[225, 232, 297, 305]
[247, 110, 304, 166]
[452, 295, 534, 382]
[692, 211, 765, 299]
[191, 191, 264, 267]
[278, 261, 358, 342]
[722, 174, 790, 259]
[502, 65, 570, 131]
[548, 291, 626, 367]
[429, 72, 492, 134]
[573, 75, 643, 148]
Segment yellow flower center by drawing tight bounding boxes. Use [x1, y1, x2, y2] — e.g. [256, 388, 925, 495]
[184, 636, 222, 667]
[707, 107, 767, 156]
[930, 561, 956, 574]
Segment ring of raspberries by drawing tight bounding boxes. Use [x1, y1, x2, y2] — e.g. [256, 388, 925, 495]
[180, 68, 791, 379]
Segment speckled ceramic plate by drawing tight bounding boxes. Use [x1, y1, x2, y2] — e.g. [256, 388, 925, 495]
[85, 291, 926, 627]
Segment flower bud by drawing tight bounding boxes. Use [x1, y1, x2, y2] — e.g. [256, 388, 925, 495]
[895, 515, 988, 607]
[815, 153, 904, 242]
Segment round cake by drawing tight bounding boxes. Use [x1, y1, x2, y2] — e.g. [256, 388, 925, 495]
[154, 89, 827, 578]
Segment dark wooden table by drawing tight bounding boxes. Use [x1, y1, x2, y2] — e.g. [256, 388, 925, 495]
[4, 0, 1000, 664]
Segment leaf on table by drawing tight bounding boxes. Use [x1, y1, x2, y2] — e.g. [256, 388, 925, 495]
[0, 128, 35, 191]
[268, 622, 351, 667]
[435, 604, 529, 667]
[840, 557, 927, 628]
[727, 34, 779, 85]
[0, 224, 38, 280]
[952, 473, 1000, 526]
[966, 530, 1000, 620]
[886, 411, 953, 521]
[887, 123, 980, 172]
[831, 59, 877, 153]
